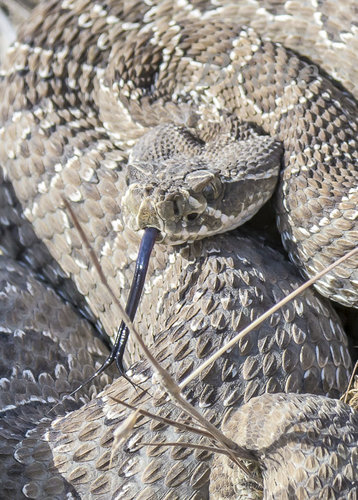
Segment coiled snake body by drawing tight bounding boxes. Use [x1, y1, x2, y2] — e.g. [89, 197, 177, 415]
[0, 0, 357, 498]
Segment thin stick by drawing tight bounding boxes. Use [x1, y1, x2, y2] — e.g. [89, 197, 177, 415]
[108, 394, 214, 440]
[107, 287, 256, 472]
[179, 246, 358, 390]
[62, 198, 256, 478]
[62, 198, 141, 354]
[341, 360, 358, 404]
[62, 197, 357, 483]
[139, 441, 241, 457]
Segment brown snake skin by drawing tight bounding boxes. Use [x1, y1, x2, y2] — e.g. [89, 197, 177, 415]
[0, 0, 358, 498]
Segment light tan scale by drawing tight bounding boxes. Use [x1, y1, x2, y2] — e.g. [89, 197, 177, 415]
[0, 0, 357, 498]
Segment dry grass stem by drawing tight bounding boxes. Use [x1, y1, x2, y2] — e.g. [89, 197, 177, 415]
[63, 198, 141, 345]
[341, 360, 358, 409]
[64, 198, 255, 479]
[139, 441, 236, 457]
[179, 246, 358, 390]
[64, 197, 358, 485]
[108, 394, 214, 440]
[110, 409, 140, 466]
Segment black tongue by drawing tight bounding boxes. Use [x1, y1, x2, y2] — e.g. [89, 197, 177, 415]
[54, 227, 159, 405]
[114, 226, 159, 373]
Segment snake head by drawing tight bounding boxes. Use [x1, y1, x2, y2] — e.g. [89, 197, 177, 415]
[122, 124, 282, 244]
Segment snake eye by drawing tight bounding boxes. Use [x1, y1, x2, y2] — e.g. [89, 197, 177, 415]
[202, 179, 221, 202]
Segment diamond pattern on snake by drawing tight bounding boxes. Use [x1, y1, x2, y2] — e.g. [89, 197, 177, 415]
[0, 1, 357, 498]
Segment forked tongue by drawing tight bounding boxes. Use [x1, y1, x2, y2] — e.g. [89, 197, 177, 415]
[50, 201, 160, 412]
[113, 226, 159, 372]
[59, 226, 159, 404]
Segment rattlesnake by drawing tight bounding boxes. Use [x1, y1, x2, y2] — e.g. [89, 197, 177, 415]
[0, 0, 358, 498]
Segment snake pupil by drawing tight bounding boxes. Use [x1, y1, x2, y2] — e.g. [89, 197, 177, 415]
[202, 183, 216, 202]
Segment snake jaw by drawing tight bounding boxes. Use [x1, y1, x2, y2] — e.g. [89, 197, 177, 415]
[122, 187, 159, 231]
[123, 183, 209, 241]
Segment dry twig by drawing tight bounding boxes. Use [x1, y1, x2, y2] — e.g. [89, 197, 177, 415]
[64, 197, 358, 485]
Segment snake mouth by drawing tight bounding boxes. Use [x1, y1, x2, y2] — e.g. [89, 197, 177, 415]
[123, 187, 208, 242]
[150, 228, 167, 243]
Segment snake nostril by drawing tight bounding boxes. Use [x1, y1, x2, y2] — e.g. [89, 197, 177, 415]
[186, 212, 199, 221]
[173, 200, 181, 217]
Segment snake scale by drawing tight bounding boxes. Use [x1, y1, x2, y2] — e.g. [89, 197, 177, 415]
[0, 0, 358, 498]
